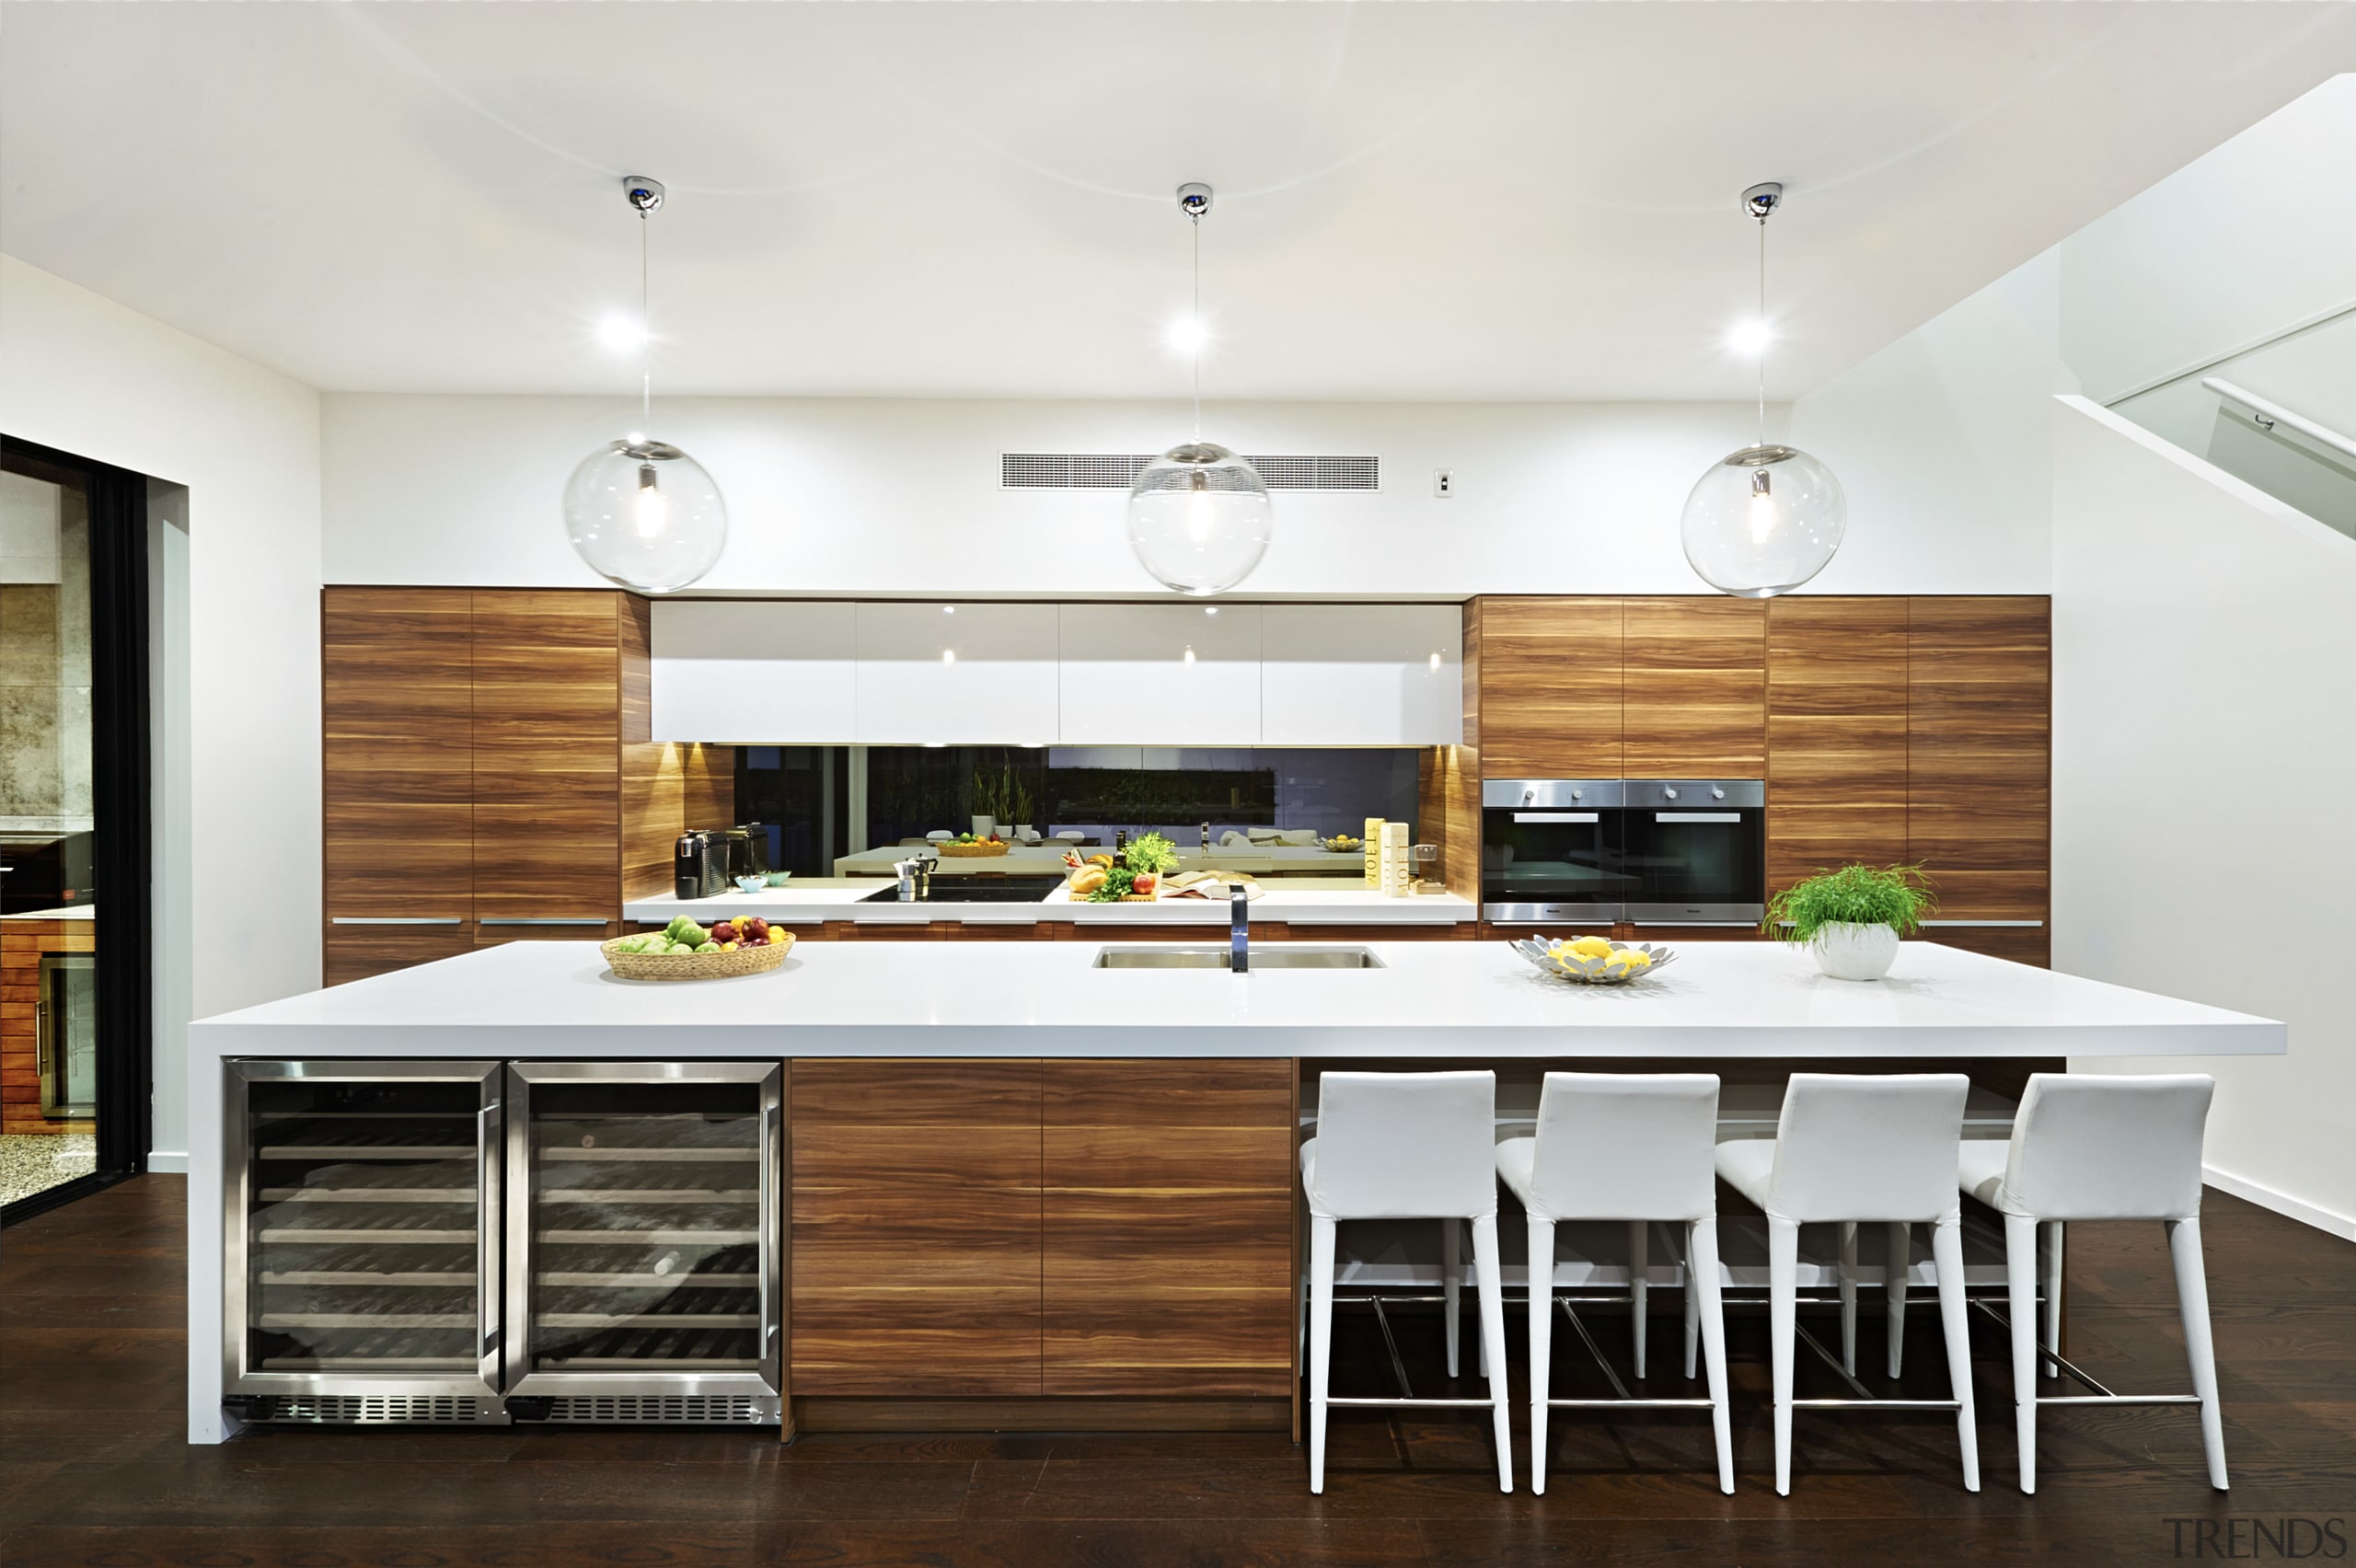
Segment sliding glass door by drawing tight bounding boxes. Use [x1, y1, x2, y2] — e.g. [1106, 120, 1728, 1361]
[0, 437, 150, 1221]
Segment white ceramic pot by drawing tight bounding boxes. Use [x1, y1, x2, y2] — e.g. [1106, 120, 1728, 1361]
[1811, 921, 1900, 981]
[971, 814, 996, 839]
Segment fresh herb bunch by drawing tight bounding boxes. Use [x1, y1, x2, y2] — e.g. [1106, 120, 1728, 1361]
[1764, 864, 1936, 943]
[1086, 865, 1138, 904]
[1123, 832, 1179, 876]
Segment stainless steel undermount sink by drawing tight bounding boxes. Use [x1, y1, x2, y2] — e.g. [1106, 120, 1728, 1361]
[1091, 945, 1385, 971]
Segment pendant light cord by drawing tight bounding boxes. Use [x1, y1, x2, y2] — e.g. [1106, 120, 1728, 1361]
[1190, 212, 1203, 443]
[640, 208, 653, 427]
[1755, 211, 1767, 451]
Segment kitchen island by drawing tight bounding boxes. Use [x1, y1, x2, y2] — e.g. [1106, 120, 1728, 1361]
[185, 939, 2282, 1444]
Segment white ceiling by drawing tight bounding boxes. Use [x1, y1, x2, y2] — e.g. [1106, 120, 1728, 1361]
[4, 4, 2352, 402]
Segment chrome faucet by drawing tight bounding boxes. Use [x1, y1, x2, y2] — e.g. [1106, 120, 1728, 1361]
[1230, 881, 1250, 973]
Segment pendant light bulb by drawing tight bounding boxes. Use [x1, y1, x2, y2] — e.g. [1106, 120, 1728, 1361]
[562, 176, 727, 594]
[1126, 183, 1273, 596]
[1680, 182, 1844, 597]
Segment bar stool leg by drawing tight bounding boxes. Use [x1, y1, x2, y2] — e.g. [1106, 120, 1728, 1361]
[1471, 1213, 1514, 1493]
[1682, 1225, 1701, 1381]
[2168, 1216, 2230, 1491]
[1839, 1220, 1860, 1377]
[1931, 1215, 1982, 1493]
[1691, 1217, 1735, 1495]
[1308, 1216, 1336, 1495]
[2040, 1221, 2065, 1379]
[1768, 1215, 1800, 1496]
[1528, 1214, 1555, 1495]
[1630, 1220, 1650, 1379]
[2004, 1213, 2040, 1493]
[1443, 1216, 1461, 1378]
[1886, 1222, 1911, 1378]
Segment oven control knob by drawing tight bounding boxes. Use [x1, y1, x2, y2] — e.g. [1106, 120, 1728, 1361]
[1664, 787, 1680, 800]
[1712, 788, 1726, 800]
[1571, 790, 1583, 801]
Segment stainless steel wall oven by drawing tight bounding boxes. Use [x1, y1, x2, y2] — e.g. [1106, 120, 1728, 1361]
[1482, 778, 1766, 926]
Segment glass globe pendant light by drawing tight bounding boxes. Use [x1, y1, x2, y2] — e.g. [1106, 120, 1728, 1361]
[1680, 183, 1845, 598]
[562, 176, 727, 594]
[1126, 184, 1273, 597]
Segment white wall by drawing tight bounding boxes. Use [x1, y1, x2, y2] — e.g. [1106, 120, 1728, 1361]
[1786, 249, 2078, 595]
[320, 391, 2046, 599]
[2051, 397, 2356, 1239]
[2060, 75, 2356, 406]
[1, 255, 322, 1167]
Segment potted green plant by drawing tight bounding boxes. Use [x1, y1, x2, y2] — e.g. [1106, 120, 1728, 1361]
[1763, 864, 1936, 981]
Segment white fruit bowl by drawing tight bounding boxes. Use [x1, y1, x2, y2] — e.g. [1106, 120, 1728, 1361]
[1508, 937, 1677, 986]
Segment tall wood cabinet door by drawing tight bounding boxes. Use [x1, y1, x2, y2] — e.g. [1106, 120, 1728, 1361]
[322, 589, 475, 984]
[472, 591, 624, 937]
[1623, 597, 1767, 778]
[1766, 597, 1909, 893]
[791, 1060, 1043, 1395]
[1908, 597, 2050, 948]
[1041, 1060, 1294, 1396]
[1472, 597, 1623, 778]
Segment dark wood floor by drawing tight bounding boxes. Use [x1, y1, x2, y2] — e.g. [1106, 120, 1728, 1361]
[2, 1175, 2350, 1567]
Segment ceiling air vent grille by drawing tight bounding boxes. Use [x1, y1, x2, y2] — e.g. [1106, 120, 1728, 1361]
[1001, 454, 1379, 491]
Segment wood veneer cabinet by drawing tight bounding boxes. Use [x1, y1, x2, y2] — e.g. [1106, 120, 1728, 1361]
[791, 1059, 1045, 1396]
[1042, 1060, 1294, 1396]
[788, 1058, 1296, 1401]
[1623, 596, 1767, 777]
[470, 591, 624, 940]
[322, 589, 477, 985]
[1907, 596, 2050, 959]
[1468, 596, 1623, 777]
[323, 587, 731, 982]
[1765, 596, 1910, 889]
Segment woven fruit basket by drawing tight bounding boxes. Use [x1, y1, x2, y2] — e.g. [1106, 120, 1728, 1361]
[937, 841, 1011, 858]
[601, 933, 793, 982]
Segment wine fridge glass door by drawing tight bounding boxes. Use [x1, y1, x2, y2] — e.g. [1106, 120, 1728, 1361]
[506, 1063, 784, 1405]
[228, 1060, 502, 1400]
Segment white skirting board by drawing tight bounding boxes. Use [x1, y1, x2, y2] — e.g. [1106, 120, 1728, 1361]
[146, 1150, 189, 1174]
[2207, 1163, 2356, 1242]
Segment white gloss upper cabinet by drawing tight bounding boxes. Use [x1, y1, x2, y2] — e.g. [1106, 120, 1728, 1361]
[1259, 605, 1463, 745]
[854, 601, 1060, 744]
[1058, 604, 1262, 746]
[652, 599, 858, 743]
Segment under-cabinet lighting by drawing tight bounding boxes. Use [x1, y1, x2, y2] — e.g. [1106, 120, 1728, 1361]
[941, 649, 955, 664]
[1183, 646, 1196, 664]
[942, 605, 955, 615]
[1429, 651, 1442, 671]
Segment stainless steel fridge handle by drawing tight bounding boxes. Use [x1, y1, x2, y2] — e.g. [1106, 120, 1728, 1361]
[762, 1095, 782, 1350]
[478, 1101, 502, 1367]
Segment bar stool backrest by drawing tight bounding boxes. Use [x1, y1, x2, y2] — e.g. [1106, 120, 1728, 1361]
[2005, 1072, 2213, 1221]
[1769, 1073, 1970, 1224]
[1525, 1072, 1721, 1221]
[1310, 1070, 1497, 1219]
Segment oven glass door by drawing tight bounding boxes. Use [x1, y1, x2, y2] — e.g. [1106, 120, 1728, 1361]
[1481, 809, 1633, 920]
[1623, 805, 1764, 924]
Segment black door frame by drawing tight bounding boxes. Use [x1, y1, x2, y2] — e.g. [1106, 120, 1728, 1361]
[1, 434, 154, 1225]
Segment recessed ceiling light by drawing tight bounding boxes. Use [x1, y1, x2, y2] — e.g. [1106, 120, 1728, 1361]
[596, 312, 647, 354]
[1168, 314, 1207, 355]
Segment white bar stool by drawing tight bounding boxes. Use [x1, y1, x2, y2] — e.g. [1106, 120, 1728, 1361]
[1496, 1072, 1734, 1495]
[1302, 1070, 1511, 1494]
[1715, 1072, 1981, 1495]
[1958, 1071, 2226, 1493]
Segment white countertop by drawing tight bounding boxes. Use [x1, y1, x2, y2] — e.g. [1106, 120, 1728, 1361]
[189, 937, 2283, 1061]
[621, 878, 1476, 926]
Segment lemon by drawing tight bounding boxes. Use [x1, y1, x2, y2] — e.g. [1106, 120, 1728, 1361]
[1569, 935, 1614, 960]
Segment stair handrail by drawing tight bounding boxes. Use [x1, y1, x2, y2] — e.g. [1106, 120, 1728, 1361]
[2201, 377, 2356, 463]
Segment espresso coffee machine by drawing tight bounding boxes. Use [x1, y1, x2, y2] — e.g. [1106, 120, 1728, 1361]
[674, 831, 731, 899]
